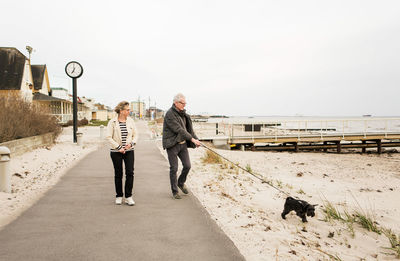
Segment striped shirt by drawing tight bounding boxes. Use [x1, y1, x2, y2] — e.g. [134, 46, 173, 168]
[110, 121, 134, 152]
[119, 122, 128, 146]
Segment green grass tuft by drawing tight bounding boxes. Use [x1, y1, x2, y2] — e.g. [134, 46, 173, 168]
[245, 164, 253, 173]
[382, 229, 400, 258]
[322, 201, 343, 222]
[354, 211, 381, 234]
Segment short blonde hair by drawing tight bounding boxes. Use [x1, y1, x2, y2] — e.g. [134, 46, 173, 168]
[114, 101, 129, 114]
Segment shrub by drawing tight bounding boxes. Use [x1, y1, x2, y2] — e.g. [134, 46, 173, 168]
[0, 96, 61, 143]
[61, 118, 89, 127]
[79, 118, 89, 126]
[64, 120, 73, 127]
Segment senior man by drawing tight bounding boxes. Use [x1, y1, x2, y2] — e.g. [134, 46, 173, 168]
[162, 93, 201, 199]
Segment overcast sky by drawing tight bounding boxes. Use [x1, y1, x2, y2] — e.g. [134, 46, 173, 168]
[2, 0, 400, 116]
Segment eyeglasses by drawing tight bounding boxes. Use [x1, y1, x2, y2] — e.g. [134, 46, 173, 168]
[178, 101, 186, 105]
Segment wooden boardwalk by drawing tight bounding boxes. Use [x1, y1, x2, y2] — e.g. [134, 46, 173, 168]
[200, 133, 400, 153]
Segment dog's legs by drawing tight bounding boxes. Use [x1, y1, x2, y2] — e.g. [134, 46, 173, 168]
[295, 211, 308, 222]
[281, 209, 289, 219]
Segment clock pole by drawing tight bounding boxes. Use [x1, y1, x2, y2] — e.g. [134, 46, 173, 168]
[72, 77, 78, 143]
[65, 61, 83, 143]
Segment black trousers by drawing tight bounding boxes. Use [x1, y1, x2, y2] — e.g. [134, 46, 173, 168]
[110, 150, 134, 198]
[166, 143, 191, 194]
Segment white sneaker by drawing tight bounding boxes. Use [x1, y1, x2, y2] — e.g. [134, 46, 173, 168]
[115, 197, 123, 205]
[125, 197, 135, 206]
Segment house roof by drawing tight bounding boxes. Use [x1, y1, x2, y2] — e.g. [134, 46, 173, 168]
[33, 92, 68, 102]
[31, 65, 46, 90]
[95, 103, 106, 110]
[0, 47, 27, 90]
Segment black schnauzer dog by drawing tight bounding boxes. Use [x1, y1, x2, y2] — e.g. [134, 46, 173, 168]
[281, 197, 317, 222]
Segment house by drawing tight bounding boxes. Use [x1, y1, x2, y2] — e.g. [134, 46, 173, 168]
[78, 96, 94, 121]
[32, 92, 73, 123]
[30, 65, 75, 124]
[31, 64, 75, 123]
[77, 97, 91, 121]
[31, 65, 51, 95]
[92, 103, 109, 121]
[66, 94, 92, 121]
[104, 106, 115, 120]
[0, 47, 34, 101]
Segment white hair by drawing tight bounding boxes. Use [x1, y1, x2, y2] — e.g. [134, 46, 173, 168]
[173, 93, 185, 103]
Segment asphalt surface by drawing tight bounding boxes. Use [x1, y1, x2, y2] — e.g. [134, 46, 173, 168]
[0, 121, 244, 261]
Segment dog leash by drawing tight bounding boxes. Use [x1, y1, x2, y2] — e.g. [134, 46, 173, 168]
[200, 142, 293, 198]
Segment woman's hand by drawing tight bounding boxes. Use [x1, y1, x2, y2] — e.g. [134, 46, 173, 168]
[124, 143, 131, 150]
[119, 148, 126, 154]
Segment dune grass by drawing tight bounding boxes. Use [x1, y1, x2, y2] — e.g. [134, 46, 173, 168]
[354, 211, 381, 234]
[202, 149, 223, 164]
[382, 229, 400, 258]
[322, 199, 380, 234]
[245, 164, 253, 173]
[321, 199, 400, 258]
[322, 201, 343, 222]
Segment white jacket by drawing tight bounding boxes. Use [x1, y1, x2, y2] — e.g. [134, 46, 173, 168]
[106, 117, 138, 150]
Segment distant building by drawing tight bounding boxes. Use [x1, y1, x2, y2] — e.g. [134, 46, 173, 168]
[131, 101, 146, 119]
[106, 106, 115, 119]
[78, 96, 95, 121]
[92, 103, 109, 121]
[146, 106, 164, 119]
[80, 96, 95, 110]
[0, 47, 34, 101]
[76, 97, 91, 121]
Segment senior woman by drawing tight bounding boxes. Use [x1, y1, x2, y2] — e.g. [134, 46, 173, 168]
[106, 101, 138, 206]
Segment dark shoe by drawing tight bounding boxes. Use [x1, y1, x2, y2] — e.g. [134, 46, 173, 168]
[173, 193, 182, 199]
[178, 184, 189, 194]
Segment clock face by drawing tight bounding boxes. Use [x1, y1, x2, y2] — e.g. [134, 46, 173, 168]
[65, 61, 83, 78]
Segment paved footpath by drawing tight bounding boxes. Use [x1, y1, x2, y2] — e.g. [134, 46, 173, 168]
[0, 121, 244, 261]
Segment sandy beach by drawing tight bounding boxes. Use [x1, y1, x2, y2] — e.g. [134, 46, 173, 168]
[0, 126, 105, 230]
[154, 120, 400, 260]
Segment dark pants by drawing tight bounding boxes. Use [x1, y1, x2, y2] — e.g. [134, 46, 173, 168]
[110, 150, 134, 198]
[167, 143, 191, 194]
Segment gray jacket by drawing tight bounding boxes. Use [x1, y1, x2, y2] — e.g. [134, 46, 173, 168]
[162, 105, 198, 149]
